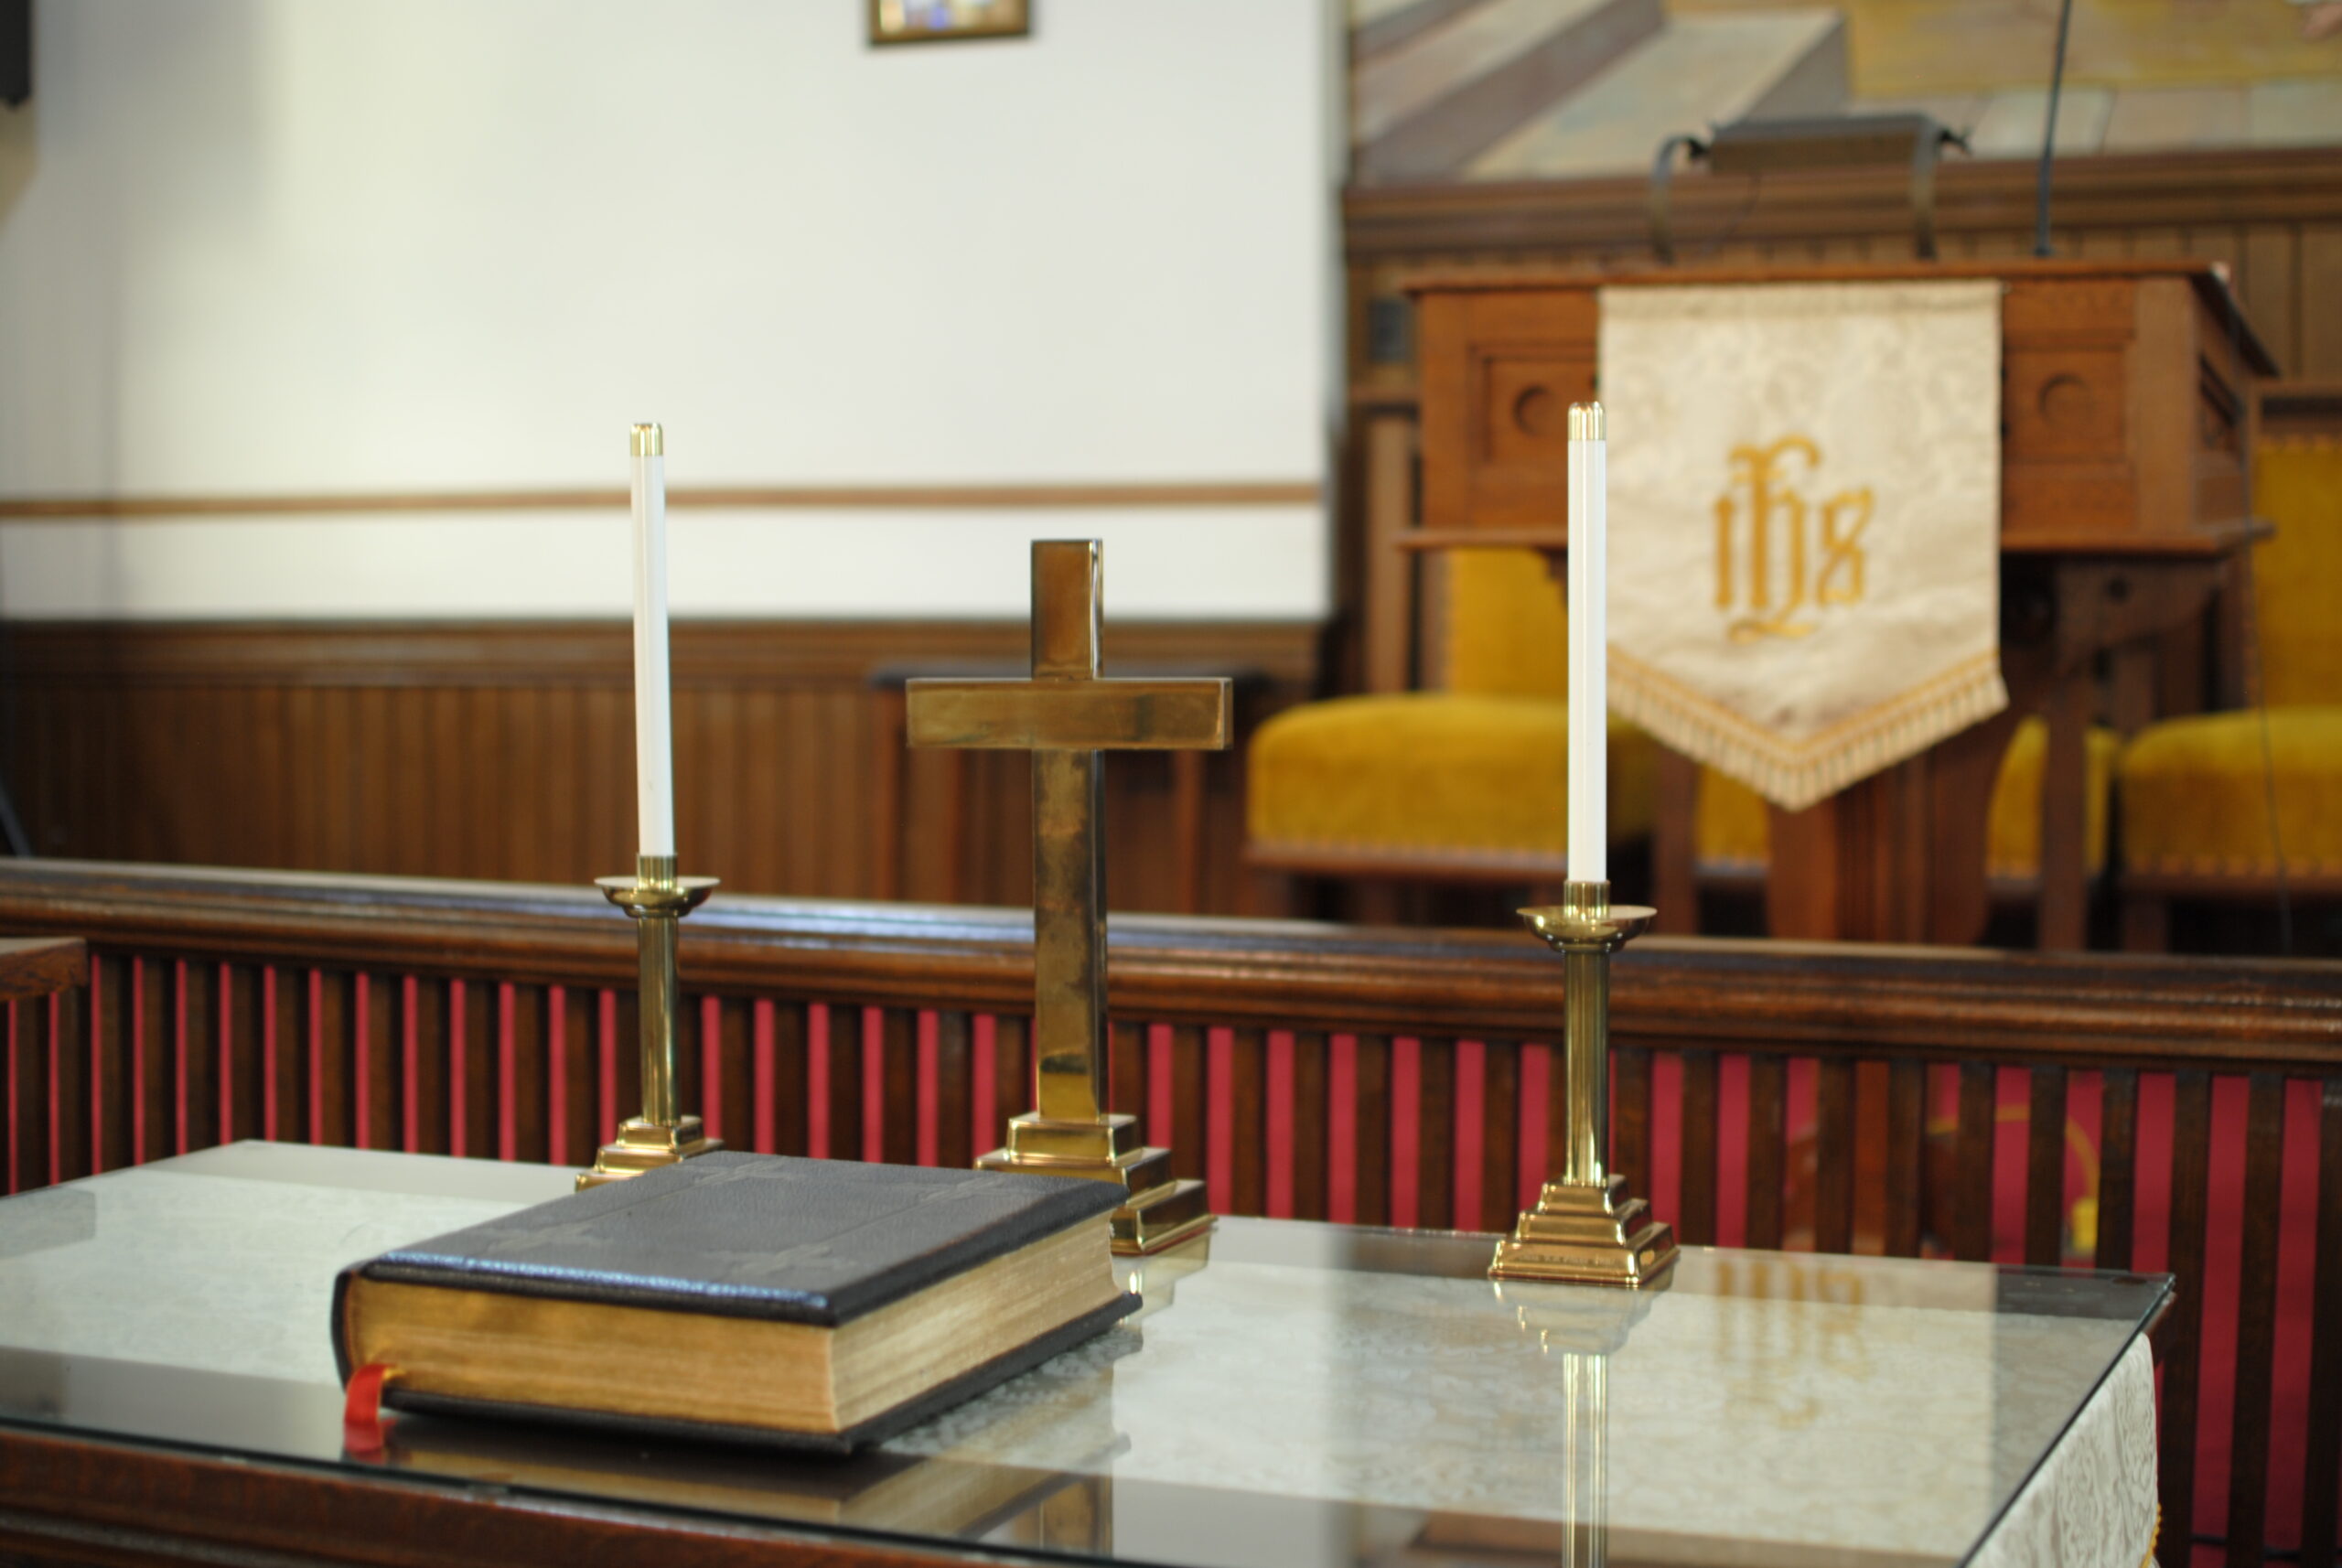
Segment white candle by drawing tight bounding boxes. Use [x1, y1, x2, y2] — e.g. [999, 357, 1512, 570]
[629, 423, 676, 858]
[1566, 403, 1606, 885]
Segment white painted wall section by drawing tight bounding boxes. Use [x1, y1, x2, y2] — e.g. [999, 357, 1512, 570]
[0, 1, 1336, 620]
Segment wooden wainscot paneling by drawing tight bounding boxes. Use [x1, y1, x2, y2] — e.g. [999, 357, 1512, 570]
[0, 619, 1321, 916]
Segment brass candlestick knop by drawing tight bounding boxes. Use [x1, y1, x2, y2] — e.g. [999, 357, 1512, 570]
[578, 854, 721, 1190]
[1490, 881, 1678, 1286]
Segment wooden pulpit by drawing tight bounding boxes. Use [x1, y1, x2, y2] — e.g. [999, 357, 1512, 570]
[1405, 259, 2276, 946]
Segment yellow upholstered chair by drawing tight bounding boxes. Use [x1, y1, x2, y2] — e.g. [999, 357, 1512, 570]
[2119, 437, 2342, 941]
[1248, 549, 1656, 886]
[1693, 720, 2122, 893]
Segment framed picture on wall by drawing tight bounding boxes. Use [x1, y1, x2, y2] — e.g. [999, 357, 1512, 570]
[869, 0, 1030, 46]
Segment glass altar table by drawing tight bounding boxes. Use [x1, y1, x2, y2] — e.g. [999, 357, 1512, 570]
[0, 1144, 2167, 1568]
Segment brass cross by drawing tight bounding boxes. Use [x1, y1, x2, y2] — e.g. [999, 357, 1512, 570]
[907, 540, 1227, 1251]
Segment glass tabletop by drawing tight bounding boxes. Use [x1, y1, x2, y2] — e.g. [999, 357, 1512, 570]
[0, 1143, 2168, 1568]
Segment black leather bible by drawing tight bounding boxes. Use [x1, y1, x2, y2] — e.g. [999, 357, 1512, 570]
[332, 1152, 1139, 1452]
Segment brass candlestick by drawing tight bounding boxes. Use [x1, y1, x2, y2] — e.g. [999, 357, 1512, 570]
[1490, 881, 1678, 1285]
[578, 854, 721, 1189]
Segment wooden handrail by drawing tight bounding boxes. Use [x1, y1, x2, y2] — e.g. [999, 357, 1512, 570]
[0, 860, 2337, 1072]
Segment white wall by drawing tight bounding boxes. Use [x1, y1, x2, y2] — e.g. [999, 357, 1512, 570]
[0, 1, 1336, 619]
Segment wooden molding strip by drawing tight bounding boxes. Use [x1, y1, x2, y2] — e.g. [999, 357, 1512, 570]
[1346, 145, 2342, 260]
[0, 618, 1327, 687]
[0, 480, 1324, 521]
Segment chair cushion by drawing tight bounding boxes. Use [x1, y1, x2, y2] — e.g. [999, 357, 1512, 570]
[1248, 694, 1656, 863]
[1696, 716, 2119, 878]
[2121, 706, 2342, 877]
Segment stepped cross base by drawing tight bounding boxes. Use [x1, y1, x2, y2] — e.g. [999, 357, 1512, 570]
[578, 1116, 722, 1191]
[979, 1112, 1213, 1254]
[1490, 1173, 1678, 1287]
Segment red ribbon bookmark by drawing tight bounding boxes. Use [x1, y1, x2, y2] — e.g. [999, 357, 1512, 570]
[341, 1362, 398, 1456]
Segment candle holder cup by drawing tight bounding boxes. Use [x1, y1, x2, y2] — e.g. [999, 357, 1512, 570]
[1489, 881, 1678, 1287]
[578, 854, 722, 1190]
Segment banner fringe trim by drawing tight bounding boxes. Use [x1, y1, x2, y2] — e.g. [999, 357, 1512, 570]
[1613, 659, 2010, 811]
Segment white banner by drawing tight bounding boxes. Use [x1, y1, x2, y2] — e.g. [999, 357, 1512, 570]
[1601, 281, 2006, 810]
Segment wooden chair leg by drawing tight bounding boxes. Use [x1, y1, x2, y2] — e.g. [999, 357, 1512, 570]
[2121, 894, 2171, 953]
[1653, 748, 1699, 933]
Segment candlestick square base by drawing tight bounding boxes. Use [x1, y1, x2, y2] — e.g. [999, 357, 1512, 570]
[576, 1115, 722, 1191]
[1489, 1173, 1679, 1288]
[978, 1112, 1214, 1254]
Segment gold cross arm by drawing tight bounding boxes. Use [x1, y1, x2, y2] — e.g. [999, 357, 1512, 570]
[898, 540, 1230, 1140]
[905, 679, 1230, 751]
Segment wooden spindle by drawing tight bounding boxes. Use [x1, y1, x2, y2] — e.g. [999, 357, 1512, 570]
[1466, 1039, 1508, 1233]
[2300, 1077, 2342, 1568]
[2025, 1064, 2068, 1266]
[179, 960, 217, 1155]
[51, 991, 88, 1184]
[553, 984, 596, 1166]
[935, 1010, 973, 1169]
[1954, 1061, 1997, 1262]
[1814, 1056, 1855, 1255]
[878, 1008, 917, 1165]
[991, 1015, 1029, 1156]
[1613, 1043, 1653, 1214]
[769, 1001, 811, 1156]
[1678, 1049, 1718, 1247]
[2161, 1069, 2214, 1563]
[1883, 1058, 1925, 1258]
[408, 976, 450, 1156]
[1746, 1054, 1788, 1251]
[608, 988, 640, 1134]
[456, 977, 493, 1159]
[1293, 1029, 1329, 1222]
[13, 998, 46, 1193]
[820, 1004, 857, 1162]
[266, 967, 300, 1146]
[90, 953, 131, 1173]
[134, 957, 171, 1163]
[360, 973, 398, 1153]
[220, 963, 261, 1149]
[2096, 1068, 2139, 1272]
[309, 970, 355, 1150]
[1413, 1036, 1453, 1230]
[1168, 1023, 1208, 1187]
[502, 983, 547, 1163]
[2224, 1073, 2286, 1568]
[1230, 1026, 1269, 1218]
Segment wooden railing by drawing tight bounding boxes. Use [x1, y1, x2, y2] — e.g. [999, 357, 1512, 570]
[0, 859, 2336, 1567]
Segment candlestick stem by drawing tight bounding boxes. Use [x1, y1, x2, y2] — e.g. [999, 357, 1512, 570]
[579, 856, 720, 1190]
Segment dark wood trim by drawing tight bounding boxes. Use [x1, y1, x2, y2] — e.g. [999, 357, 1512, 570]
[1, 861, 2337, 1072]
[0, 480, 1323, 521]
[1346, 146, 2342, 261]
[0, 619, 1325, 689]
